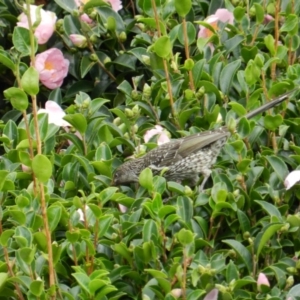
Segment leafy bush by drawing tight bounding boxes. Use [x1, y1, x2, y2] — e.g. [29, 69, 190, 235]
[0, 0, 300, 299]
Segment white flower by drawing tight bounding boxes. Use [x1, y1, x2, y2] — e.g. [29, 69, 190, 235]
[38, 101, 71, 127]
[284, 170, 300, 190]
[203, 288, 218, 300]
[144, 125, 170, 145]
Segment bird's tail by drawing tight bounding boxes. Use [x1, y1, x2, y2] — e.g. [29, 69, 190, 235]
[238, 87, 299, 122]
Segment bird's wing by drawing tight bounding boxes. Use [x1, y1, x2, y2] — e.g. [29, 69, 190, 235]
[145, 127, 230, 167]
[145, 139, 184, 167]
[175, 127, 230, 159]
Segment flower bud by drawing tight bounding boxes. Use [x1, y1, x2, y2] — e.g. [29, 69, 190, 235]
[135, 22, 146, 31]
[184, 58, 194, 70]
[196, 86, 205, 98]
[132, 124, 138, 133]
[89, 9, 97, 20]
[125, 108, 134, 118]
[243, 231, 250, 239]
[184, 89, 194, 100]
[249, 6, 256, 17]
[257, 273, 270, 292]
[131, 90, 140, 100]
[143, 83, 151, 99]
[286, 276, 294, 289]
[90, 34, 99, 44]
[170, 289, 182, 298]
[82, 99, 90, 108]
[141, 55, 151, 66]
[132, 105, 140, 117]
[113, 117, 122, 126]
[104, 56, 111, 65]
[89, 53, 98, 61]
[184, 185, 193, 196]
[119, 31, 127, 42]
[69, 34, 87, 48]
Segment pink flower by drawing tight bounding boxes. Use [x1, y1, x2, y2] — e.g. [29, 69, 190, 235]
[17, 5, 57, 45]
[170, 289, 182, 298]
[203, 289, 218, 300]
[38, 101, 71, 127]
[264, 14, 274, 24]
[34, 48, 69, 89]
[69, 34, 87, 48]
[107, 0, 123, 12]
[74, 0, 94, 23]
[198, 8, 234, 39]
[284, 171, 300, 190]
[144, 125, 170, 145]
[257, 273, 270, 292]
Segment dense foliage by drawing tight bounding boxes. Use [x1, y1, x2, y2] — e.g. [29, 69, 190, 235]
[0, 0, 300, 299]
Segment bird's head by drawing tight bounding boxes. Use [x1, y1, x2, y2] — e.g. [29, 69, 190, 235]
[112, 162, 140, 185]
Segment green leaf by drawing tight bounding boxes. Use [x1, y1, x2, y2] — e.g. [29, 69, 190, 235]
[72, 273, 90, 294]
[220, 60, 241, 95]
[177, 22, 196, 46]
[237, 209, 251, 233]
[264, 115, 283, 131]
[0, 50, 16, 71]
[287, 284, 300, 299]
[98, 215, 113, 238]
[113, 243, 133, 265]
[21, 67, 39, 96]
[32, 154, 52, 183]
[174, 0, 191, 17]
[255, 223, 283, 258]
[80, 56, 96, 78]
[0, 229, 14, 246]
[143, 219, 159, 243]
[19, 247, 35, 264]
[3, 87, 28, 111]
[63, 113, 87, 135]
[264, 34, 275, 56]
[29, 280, 44, 297]
[255, 201, 282, 222]
[12, 27, 36, 57]
[47, 206, 62, 232]
[222, 239, 252, 273]
[0, 171, 9, 191]
[154, 36, 172, 58]
[233, 7, 245, 22]
[54, 0, 77, 12]
[176, 196, 193, 223]
[139, 168, 153, 191]
[266, 155, 288, 182]
[0, 273, 8, 289]
[254, 3, 264, 24]
[280, 14, 298, 35]
[177, 228, 194, 245]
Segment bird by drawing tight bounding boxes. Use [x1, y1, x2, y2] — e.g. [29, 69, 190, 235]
[112, 88, 298, 190]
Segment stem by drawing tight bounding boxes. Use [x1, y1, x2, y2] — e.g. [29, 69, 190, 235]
[151, 0, 161, 37]
[86, 41, 116, 81]
[39, 183, 56, 297]
[0, 221, 25, 300]
[162, 59, 177, 120]
[182, 248, 187, 300]
[271, 0, 281, 80]
[182, 19, 195, 91]
[25, 1, 56, 296]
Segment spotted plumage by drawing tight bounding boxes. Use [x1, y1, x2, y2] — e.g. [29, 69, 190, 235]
[112, 89, 298, 189]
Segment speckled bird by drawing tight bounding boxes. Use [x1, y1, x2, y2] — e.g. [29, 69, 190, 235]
[112, 89, 298, 189]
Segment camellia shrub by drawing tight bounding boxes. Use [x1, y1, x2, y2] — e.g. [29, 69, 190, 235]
[0, 0, 300, 299]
